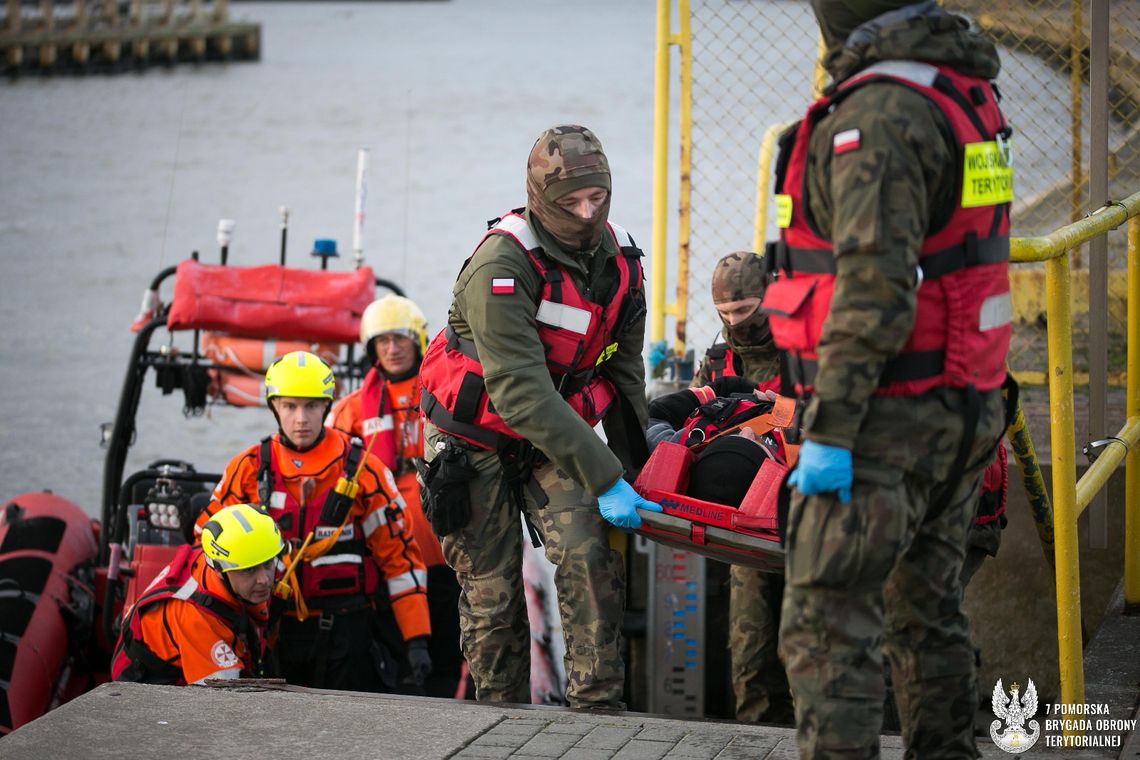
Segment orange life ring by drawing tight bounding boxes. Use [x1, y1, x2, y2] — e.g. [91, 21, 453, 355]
[209, 369, 266, 407]
[201, 332, 340, 374]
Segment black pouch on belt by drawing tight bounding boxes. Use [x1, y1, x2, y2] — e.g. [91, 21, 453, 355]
[417, 441, 477, 536]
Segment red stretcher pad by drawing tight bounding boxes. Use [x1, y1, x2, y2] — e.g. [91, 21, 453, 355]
[166, 259, 375, 343]
[633, 441, 786, 572]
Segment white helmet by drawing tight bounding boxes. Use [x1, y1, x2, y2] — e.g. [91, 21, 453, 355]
[360, 295, 428, 362]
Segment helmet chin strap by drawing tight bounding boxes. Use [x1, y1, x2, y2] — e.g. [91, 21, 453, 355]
[220, 570, 261, 607]
[381, 355, 422, 383]
[277, 426, 326, 453]
[268, 399, 332, 452]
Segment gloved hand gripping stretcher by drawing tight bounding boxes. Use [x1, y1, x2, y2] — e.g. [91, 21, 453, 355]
[632, 383, 799, 572]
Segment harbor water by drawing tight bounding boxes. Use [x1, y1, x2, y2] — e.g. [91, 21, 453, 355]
[0, 0, 657, 514]
[0, 0, 1090, 517]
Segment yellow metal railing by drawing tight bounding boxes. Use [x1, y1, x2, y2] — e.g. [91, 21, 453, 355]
[650, 0, 672, 345]
[650, 0, 693, 352]
[1008, 191, 1140, 727]
[751, 121, 792, 254]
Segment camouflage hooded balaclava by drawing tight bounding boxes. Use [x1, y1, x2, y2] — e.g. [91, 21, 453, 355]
[711, 251, 773, 352]
[526, 125, 612, 252]
[810, 0, 919, 51]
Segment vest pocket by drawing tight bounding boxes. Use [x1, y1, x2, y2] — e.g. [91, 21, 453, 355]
[760, 276, 827, 352]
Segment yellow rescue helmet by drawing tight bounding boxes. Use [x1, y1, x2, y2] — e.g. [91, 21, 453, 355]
[264, 350, 335, 402]
[200, 504, 284, 572]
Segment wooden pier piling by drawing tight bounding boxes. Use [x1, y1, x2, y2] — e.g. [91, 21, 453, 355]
[1, 0, 259, 75]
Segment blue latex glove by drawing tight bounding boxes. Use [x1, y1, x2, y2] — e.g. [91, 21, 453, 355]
[647, 340, 668, 375]
[597, 478, 663, 530]
[788, 440, 853, 503]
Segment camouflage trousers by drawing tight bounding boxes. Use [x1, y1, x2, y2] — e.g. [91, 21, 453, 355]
[729, 565, 793, 723]
[424, 423, 627, 709]
[960, 519, 1002, 589]
[779, 388, 1005, 759]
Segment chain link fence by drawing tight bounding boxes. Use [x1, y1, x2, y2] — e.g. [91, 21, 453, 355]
[675, 0, 1137, 379]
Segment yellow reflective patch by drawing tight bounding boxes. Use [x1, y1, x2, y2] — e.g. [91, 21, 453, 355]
[961, 140, 1013, 208]
[595, 342, 619, 366]
[775, 194, 793, 228]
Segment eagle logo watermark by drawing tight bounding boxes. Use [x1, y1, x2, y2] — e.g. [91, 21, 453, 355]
[990, 677, 1041, 753]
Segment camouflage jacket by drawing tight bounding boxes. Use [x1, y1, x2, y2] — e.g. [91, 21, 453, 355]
[446, 208, 648, 496]
[692, 330, 780, 388]
[800, 4, 1005, 449]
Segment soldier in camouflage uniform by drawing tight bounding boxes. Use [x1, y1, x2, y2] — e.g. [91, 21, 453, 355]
[692, 252, 793, 724]
[764, 1, 1013, 756]
[419, 125, 660, 708]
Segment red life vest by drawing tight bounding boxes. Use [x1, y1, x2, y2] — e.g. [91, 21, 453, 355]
[702, 343, 738, 381]
[111, 545, 262, 684]
[255, 436, 380, 605]
[359, 370, 422, 476]
[761, 60, 1013, 397]
[420, 211, 645, 450]
[700, 342, 781, 393]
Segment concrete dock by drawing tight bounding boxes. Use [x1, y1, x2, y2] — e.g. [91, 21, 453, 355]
[2, 677, 1135, 759]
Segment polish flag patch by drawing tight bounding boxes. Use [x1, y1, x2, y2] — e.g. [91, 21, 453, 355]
[833, 128, 861, 156]
[491, 277, 515, 295]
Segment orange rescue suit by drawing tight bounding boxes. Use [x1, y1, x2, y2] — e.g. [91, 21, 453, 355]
[328, 370, 444, 569]
[199, 429, 431, 641]
[112, 548, 268, 685]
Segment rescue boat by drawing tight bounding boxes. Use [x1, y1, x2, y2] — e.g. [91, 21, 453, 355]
[1, 188, 405, 730]
[0, 492, 100, 735]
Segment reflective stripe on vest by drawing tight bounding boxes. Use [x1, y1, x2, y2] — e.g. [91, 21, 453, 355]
[256, 436, 379, 600]
[419, 213, 643, 450]
[761, 59, 1012, 398]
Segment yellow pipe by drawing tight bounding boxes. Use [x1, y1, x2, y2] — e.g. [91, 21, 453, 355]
[674, 0, 692, 352]
[1011, 192, 1140, 262]
[1011, 371, 1127, 387]
[1046, 248, 1085, 725]
[1127, 217, 1140, 604]
[752, 122, 792, 254]
[1074, 418, 1140, 513]
[650, 0, 671, 344]
[1070, 0, 1084, 268]
[811, 32, 828, 99]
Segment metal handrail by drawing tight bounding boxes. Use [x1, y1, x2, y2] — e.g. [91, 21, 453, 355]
[1010, 193, 1140, 729]
[1010, 191, 1140, 262]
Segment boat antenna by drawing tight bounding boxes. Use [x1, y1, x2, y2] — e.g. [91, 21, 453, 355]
[353, 147, 369, 269]
[217, 219, 235, 265]
[279, 206, 290, 265]
[158, 82, 189, 270]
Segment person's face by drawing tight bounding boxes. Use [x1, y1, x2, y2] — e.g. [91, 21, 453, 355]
[372, 333, 417, 375]
[555, 186, 609, 220]
[715, 297, 762, 326]
[226, 557, 276, 605]
[272, 396, 326, 448]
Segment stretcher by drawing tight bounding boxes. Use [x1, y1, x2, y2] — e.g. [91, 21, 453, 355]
[632, 396, 797, 572]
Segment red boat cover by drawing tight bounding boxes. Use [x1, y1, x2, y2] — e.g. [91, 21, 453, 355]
[166, 259, 375, 343]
